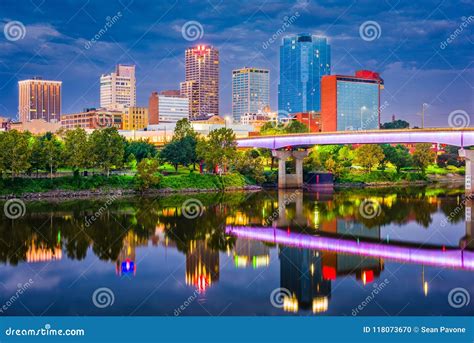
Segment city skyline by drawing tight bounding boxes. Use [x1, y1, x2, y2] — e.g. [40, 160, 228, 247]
[0, 0, 472, 128]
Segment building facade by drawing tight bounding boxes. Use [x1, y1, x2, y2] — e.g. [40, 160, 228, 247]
[292, 112, 321, 132]
[18, 78, 62, 123]
[321, 70, 384, 132]
[232, 67, 270, 122]
[180, 45, 219, 119]
[61, 108, 123, 130]
[148, 91, 189, 124]
[122, 107, 148, 130]
[100, 64, 136, 110]
[278, 34, 330, 115]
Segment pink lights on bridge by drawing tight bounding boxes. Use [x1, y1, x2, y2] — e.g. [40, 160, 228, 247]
[225, 226, 474, 271]
[236, 129, 474, 149]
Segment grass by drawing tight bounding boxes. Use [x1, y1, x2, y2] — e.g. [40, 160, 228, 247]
[0, 172, 251, 196]
[337, 170, 427, 184]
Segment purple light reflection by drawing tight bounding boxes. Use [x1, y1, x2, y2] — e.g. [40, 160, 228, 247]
[225, 226, 474, 270]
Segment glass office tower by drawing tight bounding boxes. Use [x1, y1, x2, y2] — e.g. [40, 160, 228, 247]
[278, 33, 331, 115]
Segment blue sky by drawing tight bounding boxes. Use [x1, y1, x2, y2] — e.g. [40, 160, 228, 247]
[0, 0, 472, 127]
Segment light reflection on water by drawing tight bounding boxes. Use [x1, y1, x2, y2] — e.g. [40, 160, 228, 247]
[0, 187, 472, 316]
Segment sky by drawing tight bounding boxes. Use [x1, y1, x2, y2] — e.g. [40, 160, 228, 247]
[0, 0, 472, 127]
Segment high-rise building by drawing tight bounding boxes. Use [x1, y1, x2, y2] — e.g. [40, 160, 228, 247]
[18, 77, 62, 123]
[180, 45, 219, 119]
[122, 106, 148, 130]
[100, 64, 136, 110]
[232, 67, 270, 122]
[148, 91, 189, 125]
[278, 34, 331, 115]
[321, 70, 384, 131]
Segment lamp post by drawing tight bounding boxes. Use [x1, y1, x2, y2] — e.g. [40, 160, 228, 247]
[421, 103, 428, 128]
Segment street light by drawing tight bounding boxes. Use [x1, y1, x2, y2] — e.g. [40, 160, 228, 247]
[421, 103, 428, 129]
[360, 106, 367, 130]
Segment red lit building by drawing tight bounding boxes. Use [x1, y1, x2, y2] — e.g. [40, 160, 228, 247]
[321, 70, 384, 132]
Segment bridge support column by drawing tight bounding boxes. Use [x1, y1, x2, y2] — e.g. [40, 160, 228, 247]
[272, 150, 309, 188]
[459, 149, 474, 193]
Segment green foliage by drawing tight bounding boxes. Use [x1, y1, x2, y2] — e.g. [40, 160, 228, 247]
[413, 143, 436, 175]
[260, 120, 309, 135]
[160, 172, 247, 190]
[0, 130, 31, 178]
[354, 144, 385, 173]
[124, 140, 157, 163]
[381, 120, 410, 129]
[196, 128, 237, 173]
[89, 128, 125, 176]
[233, 150, 266, 184]
[135, 158, 162, 191]
[64, 127, 89, 172]
[381, 144, 412, 173]
[160, 119, 199, 171]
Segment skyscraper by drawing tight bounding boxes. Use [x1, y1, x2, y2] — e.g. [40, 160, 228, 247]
[100, 64, 136, 110]
[278, 34, 330, 115]
[321, 70, 384, 131]
[232, 67, 270, 122]
[180, 45, 219, 119]
[148, 91, 189, 124]
[18, 77, 62, 123]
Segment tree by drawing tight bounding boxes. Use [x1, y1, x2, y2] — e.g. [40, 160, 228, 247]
[89, 128, 124, 176]
[413, 143, 436, 175]
[381, 120, 410, 129]
[64, 128, 89, 174]
[233, 150, 265, 184]
[354, 144, 385, 173]
[124, 140, 157, 163]
[42, 134, 63, 179]
[135, 158, 161, 191]
[324, 157, 345, 177]
[197, 128, 237, 173]
[284, 120, 309, 134]
[381, 144, 412, 173]
[29, 136, 47, 176]
[0, 130, 31, 179]
[173, 118, 197, 141]
[160, 140, 183, 172]
[260, 120, 309, 135]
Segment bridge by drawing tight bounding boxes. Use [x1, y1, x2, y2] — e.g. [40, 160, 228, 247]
[236, 128, 474, 191]
[225, 226, 474, 271]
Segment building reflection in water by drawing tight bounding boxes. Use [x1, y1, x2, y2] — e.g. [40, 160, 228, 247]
[185, 240, 219, 292]
[26, 240, 62, 263]
[233, 238, 269, 268]
[115, 231, 148, 277]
